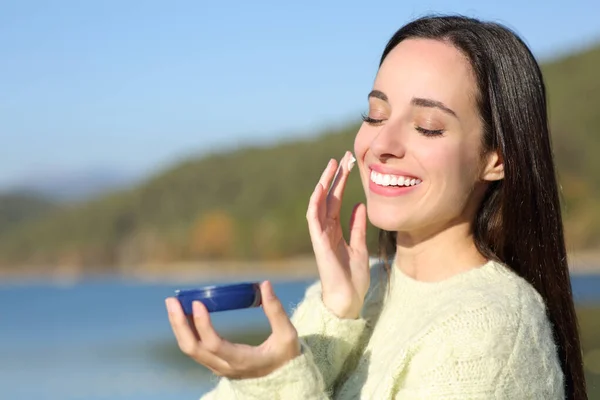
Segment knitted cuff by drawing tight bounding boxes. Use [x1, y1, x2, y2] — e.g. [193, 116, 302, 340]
[228, 342, 326, 399]
[290, 287, 367, 387]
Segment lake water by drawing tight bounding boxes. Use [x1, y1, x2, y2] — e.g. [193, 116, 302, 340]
[1, 274, 599, 400]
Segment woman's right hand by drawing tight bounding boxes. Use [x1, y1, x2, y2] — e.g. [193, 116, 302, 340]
[306, 151, 370, 320]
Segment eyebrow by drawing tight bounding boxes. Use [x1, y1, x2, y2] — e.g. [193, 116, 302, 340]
[368, 90, 388, 102]
[411, 97, 458, 118]
[368, 90, 458, 119]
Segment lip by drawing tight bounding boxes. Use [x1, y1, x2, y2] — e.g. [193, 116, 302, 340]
[367, 163, 420, 179]
[369, 179, 420, 197]
[366, 163, 422, 197]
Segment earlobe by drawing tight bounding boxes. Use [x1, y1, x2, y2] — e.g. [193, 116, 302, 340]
[481, 151, 504, 182]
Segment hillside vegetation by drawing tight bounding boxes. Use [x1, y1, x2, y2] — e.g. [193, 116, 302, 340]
[1, 44, 599, 273]
[543, 45, 600, 248]
[0, 193, 57, 236]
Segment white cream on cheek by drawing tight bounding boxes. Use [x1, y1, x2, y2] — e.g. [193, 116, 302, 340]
[348, 155, 356, 171]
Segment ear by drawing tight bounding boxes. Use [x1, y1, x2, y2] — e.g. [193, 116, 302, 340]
[481, 150, 504, 182]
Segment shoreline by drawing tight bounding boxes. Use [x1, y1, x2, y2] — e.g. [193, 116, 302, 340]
[1, 252, 600, 285]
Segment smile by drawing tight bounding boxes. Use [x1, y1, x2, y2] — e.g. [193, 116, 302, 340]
[369, 170, 422, 187]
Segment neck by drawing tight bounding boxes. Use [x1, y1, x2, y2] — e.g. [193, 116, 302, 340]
[393, 220, 488, 282]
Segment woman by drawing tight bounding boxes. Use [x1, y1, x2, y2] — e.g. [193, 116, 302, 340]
[165, 15, 587, 399]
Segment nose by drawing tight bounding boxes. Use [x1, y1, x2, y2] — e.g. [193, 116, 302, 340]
[369, 122, 406, 161]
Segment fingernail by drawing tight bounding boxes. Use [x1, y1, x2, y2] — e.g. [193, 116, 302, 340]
[348, 154, 356, 171]
[263, 281, 275, 301]
[165, 298, 176, 313]
[192, 301, 202, 315]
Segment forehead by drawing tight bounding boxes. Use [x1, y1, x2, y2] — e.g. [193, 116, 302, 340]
[375, 38, 478, 108]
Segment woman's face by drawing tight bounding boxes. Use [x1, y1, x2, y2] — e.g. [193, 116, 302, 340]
[354, 38, 502, 235]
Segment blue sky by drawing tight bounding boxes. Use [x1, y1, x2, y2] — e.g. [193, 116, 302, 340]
[2, 0, 600, 188]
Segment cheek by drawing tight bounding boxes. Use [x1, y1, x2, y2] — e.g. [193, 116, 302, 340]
[353, 124, 370, 160]
[354, 125, 372, 195]
[420, 140, 481, 206]
[415, 140, 457, 179]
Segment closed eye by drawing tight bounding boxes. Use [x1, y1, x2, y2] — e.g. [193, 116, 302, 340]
[362, 113, 445, 137]
[415, 126, 444, 137]
[361, 113, 385, 125]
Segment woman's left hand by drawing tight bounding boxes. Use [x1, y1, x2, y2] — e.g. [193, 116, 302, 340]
[165, 281, 301, 380]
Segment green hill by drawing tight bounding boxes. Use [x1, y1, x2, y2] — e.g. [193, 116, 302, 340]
[0, 129, 370, 271]
[1, 44, 599, 272]
[543, 44, 600, 249]
[0, 193, 57, 236]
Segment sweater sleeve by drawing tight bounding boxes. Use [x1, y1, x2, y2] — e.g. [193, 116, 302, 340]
[200, 342, 331, 400]
[393, 299, 564, 400]
[288, 279, 368, 388]
[203, 281, 369, 400]
[289, 260, 390, 389]
[198, 262, 387, 400]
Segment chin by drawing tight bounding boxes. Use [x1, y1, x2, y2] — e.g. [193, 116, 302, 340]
[366, 203, 409, 232]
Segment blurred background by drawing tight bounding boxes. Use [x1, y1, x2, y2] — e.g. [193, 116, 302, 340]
[1, 1, 599, 398]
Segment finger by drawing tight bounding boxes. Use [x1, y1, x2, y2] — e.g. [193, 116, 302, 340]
[260, 281, 296, 338]
[166, 297, 201, 355]
[186, 315, 200, 340]
[306, 182, 325, 241]
[192, 301, 239, 361]
[317, 159, 338, 222]
[306, 159, 336, 227]
[167, 299, 230, 372]
[326, 151, 354, 219]
[318, 158, 338, 190]
[349, 203, 368, 252]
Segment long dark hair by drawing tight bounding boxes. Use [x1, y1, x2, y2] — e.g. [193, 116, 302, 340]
[377, 15, 586, 399]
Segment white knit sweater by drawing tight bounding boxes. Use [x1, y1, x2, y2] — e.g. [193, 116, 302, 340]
[200, 260, 565, 399]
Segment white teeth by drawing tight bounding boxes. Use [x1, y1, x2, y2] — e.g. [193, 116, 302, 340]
[369, 171, 421, 187]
